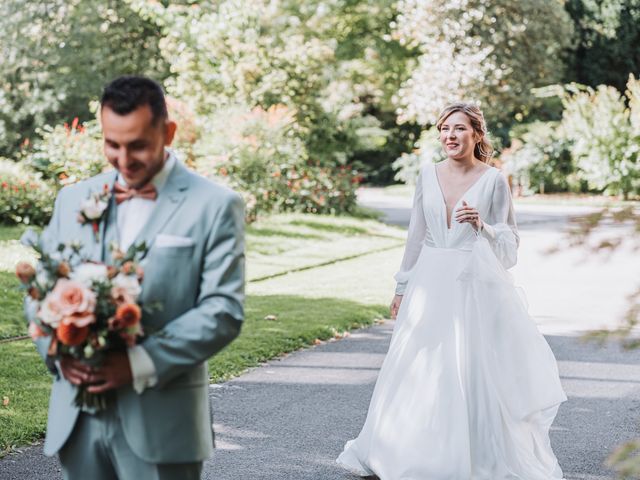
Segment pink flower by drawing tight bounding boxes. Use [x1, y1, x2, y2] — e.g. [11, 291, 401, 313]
[52, 279, 96, 317]
[38, 294, 63, 328]
[111, 286, 134, 306]
[39, 280, 96, 328]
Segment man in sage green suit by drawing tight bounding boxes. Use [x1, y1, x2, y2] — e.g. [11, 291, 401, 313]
[24, 76, 244, 479]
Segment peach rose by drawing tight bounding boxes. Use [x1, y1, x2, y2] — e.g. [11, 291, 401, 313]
[57, 320, 90, 346]
[111, 273, 141, 301]
[28, 322, 47, 340]
[38, 293, 63, 328]
[111, 286, 134, 307]
[51, 279, 96, 317]
[15, 262, 36, 284]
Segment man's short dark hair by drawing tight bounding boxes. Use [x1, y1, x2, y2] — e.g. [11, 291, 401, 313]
[101, 76, 168, 124]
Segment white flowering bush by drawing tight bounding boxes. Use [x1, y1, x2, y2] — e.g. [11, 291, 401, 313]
[393, 0, 573, 126]
[392, 127, 446, 184]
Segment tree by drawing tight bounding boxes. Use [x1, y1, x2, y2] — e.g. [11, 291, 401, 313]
[0, 0, 168, 157]
[565, 0, 640, 93]
[393, 0, 574, 131]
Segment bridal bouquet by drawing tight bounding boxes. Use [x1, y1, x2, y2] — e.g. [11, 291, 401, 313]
[16, 234, 148, 410]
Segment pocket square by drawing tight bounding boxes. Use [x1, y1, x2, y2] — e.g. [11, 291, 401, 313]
[155, 234, 195, 248]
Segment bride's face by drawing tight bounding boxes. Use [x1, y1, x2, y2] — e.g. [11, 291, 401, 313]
[439, 111, 479, 161]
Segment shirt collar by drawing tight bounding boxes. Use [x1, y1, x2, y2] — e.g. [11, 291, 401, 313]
[116, 149, 177, 191]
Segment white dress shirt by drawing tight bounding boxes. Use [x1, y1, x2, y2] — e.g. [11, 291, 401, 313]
[118, 150, 176, 394]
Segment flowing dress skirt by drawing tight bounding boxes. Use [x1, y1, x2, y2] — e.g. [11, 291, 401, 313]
[337, 239, 566, 479]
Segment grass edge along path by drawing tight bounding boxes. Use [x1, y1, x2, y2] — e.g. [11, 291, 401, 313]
[0, 238, 398, 455]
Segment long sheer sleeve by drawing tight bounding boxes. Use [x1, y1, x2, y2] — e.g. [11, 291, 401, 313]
[479, 173, 519, 269]
[394, 172, 427, 295]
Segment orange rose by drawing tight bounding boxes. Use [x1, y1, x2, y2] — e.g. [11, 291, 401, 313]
[57, 321, 90, 346]
[15, 262, 35, 284]
[112, 303, 141, 330]
[57, 262, 71, 277]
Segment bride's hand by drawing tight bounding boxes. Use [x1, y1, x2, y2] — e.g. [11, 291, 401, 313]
[455, 200, 483, 231]
[390, 294, 403, 319]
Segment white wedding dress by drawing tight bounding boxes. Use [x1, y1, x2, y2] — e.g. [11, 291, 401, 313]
[337, 162, 567, 479]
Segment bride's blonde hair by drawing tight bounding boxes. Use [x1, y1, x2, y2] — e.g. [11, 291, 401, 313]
[435, 102, 494, 163]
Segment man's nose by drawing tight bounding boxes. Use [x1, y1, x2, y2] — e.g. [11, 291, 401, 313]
[116, 149, 133, 167]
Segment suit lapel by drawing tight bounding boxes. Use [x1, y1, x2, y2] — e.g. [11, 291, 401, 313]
[87, 171, 118, 263]
[131, 161, 191, 259]
[101, 194, 119, 263]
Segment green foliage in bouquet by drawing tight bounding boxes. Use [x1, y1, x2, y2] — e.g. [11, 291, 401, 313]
[0, 159, 55, 225]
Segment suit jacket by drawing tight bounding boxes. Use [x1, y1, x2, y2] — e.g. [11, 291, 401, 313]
[24, 159, 245, 463]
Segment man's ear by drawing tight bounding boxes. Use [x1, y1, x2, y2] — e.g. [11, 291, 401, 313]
[164, 120, 178, 146]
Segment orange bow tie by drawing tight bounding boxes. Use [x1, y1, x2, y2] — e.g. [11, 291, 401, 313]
[113, 182, 158, 204]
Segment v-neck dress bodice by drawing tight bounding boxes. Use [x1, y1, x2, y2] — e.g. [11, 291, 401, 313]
[394, 162, 519, 293]
[337, 161, 566, 480]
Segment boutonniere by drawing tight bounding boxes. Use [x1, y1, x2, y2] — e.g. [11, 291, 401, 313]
[77, 184, 112, 242]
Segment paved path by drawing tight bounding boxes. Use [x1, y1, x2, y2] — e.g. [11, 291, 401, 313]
[2, 189, 639, 479]
[2, 322, 639, 479]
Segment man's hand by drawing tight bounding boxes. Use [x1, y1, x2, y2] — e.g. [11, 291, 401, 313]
[86, 351, 133, 394]
[59, 355, 93, 386]
[59, 352, 133, 393]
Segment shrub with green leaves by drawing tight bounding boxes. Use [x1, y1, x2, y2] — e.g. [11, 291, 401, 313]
[0, 159, 55, 225]
[502, 122, 578, 195]
[21, 117, 106, 188]
[195, 104, 360, 220]
[561, 75, 640, 199]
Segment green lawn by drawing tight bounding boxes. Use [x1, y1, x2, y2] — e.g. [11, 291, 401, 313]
[0, 272, 25, 340]
[245, 213, 404, 281]
[0, 214, 405, 453]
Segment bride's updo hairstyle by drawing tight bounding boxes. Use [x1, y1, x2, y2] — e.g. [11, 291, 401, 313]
[435, 102, 494, 164]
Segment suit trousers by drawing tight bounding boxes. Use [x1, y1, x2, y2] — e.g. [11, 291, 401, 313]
[59, 410, 203, 480]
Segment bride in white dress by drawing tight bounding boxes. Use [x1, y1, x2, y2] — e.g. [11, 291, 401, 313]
[337, 103, 567, 479]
